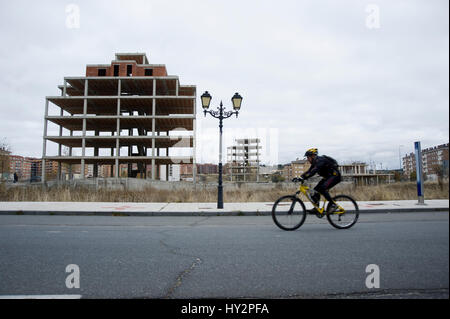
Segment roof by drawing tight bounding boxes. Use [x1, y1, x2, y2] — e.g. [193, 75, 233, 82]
[291, 160, 307, 164]
[115, 53, 149, 64]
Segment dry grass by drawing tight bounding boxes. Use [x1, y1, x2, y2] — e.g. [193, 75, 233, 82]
[332, 181, 449, 201]
[0, 181, 448, 202]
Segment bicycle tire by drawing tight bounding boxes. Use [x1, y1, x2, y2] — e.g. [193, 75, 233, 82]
[326, 195, 359, 229]
[272, 195, 307, 231]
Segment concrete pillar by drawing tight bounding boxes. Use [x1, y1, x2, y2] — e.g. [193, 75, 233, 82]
[128, 124, 132, 177]
[115, 80, 121, 179]
[110, 132, 114, 177]
[256, 139, 260, 182]
[166, 145, 169, 181]
[41, 99, 49, 183]
[63, 79, 67, 97]
[57, 108, 63, 181]
[94, 130, 99, 177]
[156, 133, 160, 180]
[151, 80, 156, 180]
[69, 130, 73, 180]
[81, 79, 88, 179]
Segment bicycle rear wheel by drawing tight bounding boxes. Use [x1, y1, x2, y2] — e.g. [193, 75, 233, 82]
[272, 195, 307, 231]
[326, 195, 359, 229]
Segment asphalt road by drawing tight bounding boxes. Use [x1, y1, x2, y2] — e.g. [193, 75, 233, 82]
[0, 212, 448, 299]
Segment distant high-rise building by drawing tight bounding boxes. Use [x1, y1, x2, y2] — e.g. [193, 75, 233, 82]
[227, 138, 261, 182]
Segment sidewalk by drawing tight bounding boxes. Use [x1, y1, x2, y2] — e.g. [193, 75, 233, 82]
[0, 200, 448, 216]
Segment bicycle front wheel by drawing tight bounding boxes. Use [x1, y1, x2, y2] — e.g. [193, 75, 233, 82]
[326, 195, 359, 229]
[272, 195, 307, 231]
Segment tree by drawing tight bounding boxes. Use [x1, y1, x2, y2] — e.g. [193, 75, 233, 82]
[393, 171, 402, 182]
[0, 138, 11, 181]
[271, 172, 285, 183]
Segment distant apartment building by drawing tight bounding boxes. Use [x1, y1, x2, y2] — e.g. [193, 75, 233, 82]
[339, 162, 369, 175]
[339, 162, 393, 184]
[197, 163, 218, 174]
[282, 164, 292, 181]
[403, 143, 449, 179]
[100, 164, 114, 178]
[180, 163, 218, 180]
[282, 159, 310, 181]
[42, 52, 196, 182]
[9, 155, 36, 181]
[180, 163, 194, 178]
[7, 155, 57, 181]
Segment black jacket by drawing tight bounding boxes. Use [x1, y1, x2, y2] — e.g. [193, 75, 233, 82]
[301, 156, 339, 179]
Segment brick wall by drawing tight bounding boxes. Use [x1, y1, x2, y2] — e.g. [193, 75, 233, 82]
[86, 62, 167, 77]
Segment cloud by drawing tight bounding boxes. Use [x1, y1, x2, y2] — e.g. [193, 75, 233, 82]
[0, 0, 448, 170]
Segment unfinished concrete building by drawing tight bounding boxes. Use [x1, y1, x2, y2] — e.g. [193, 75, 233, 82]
[227, 138, 261, 182]
[42, 53, 196, 182]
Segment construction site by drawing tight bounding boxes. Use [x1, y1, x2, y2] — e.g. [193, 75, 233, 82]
[226, 138, 261, 182]
[42, 53, 196, 182]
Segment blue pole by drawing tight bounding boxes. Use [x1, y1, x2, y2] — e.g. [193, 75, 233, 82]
[414, 141, 425, 204]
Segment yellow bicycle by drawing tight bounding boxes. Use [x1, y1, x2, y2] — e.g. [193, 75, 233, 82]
[272, 178, 359, 230]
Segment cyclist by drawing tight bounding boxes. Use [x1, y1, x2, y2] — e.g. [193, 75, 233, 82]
[298, 148, 341, 214]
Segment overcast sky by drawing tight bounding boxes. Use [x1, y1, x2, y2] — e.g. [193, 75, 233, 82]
[0, 0, 448, 170]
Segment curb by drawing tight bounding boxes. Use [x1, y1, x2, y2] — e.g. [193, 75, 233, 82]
[0, 207, 448, 217]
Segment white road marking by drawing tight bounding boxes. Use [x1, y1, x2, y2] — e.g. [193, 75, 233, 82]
[0, 294, 82, 299]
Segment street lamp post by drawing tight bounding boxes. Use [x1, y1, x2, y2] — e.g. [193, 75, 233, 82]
[201, 91, 243, 209]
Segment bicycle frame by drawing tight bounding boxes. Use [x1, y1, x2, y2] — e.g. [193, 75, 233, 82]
[295, 183, 344, 215]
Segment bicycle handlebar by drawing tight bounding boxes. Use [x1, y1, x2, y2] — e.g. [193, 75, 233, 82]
[292, 177, 305, 184]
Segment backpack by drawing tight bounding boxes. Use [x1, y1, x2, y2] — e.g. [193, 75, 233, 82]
[322, 155, 339, 170]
